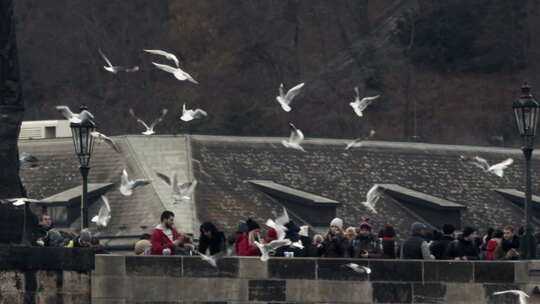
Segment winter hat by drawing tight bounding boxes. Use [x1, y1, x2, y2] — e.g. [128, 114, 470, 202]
[462, 226, 476, 238]
[79, 229, 92, 242]
[410, 222, 427, 233]
[134, 239, 151, 255]
[246, 218, 260, 232]
[442, 224, 455, 235]
[359, 217, 372, 231]
[330, 217, 343, 230]
[382, 225, 396, 238]
[285, 221, 300, 233]
[236, 222, 248, 234]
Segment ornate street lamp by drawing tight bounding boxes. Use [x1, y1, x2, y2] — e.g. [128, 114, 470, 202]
[70, 105, 96, 229]
[513, 83, 539, 259]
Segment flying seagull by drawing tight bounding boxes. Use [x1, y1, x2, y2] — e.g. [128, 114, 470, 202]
[143, 49, 180, 67]
[98, 48, 139, 74]
[493, 290, 529, 304]
[19, 152, 39, 167]
[180, 103, 207, 122]
[56, 105, 94, 124]
[91, 196, 111, 227]
[282, 123, 305, 152]
[345, 130, 376, 150]
[265, 219, 288, 241]
[349, 87, 380, 117]
[460, 156, 514, 177]
[276, 82, 305, 112]
[156, 171, 198, 202]
[362, 185, 381, 214]
[120, 169, 151, 196]
[274, 207, 290, 226]
[196, 251, 225, 268]
[91, 131, 121, 153]
[6, 198, 40, 206]
[152, 62, 198, 84]
[254, 239, 292, 262]
[343, 263, 372, 274]
[129, 108, 168, 135]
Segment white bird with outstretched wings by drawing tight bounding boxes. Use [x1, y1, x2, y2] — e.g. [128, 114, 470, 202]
[152, 62, 198, 84]
[129, 108, 168, 135]
[120, 169, 151, 196]
[276, 82, 305, 112]
[91, 131, 121, 153]
[56, 105, 94, 124]
[181, 103, 207, 122]
[98, 48, 139, 74]
[460, 156, 514, 177]
[349, 87, 379, 117]
[282, 123, 306, 152]
[91, 196, 111, 227]
[143, 49, 180, 67]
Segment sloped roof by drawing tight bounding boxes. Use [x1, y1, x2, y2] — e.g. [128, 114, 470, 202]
[247, 180, 340, 205]
[34, 183, 114, 207]
[190, 135, 540, 237]
[378, 184, 465, 210]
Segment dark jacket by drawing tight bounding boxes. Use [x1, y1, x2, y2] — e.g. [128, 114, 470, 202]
[348, 234, 382, 258]
[381, 237, 397, 259]
[321, 232, 346, 257]
[198, 231, 226, 255]
[275, 221, 304, 257]
[445, 238, 480, 260]
[302, 236, 324, 257]
[430, 235, 455, 259]
[401, 233, 425, 259]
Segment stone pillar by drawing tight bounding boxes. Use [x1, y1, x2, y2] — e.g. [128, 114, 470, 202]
[0, 0, 25, 198]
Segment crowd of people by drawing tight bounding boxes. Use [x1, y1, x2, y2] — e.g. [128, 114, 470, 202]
[135, 210, 533, 261]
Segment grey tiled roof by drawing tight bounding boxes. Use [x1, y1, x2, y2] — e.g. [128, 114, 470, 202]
[190, 135, 540, 237]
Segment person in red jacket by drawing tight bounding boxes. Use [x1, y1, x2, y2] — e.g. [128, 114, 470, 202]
[237, 218, 262, 256]
[151, 210, 192, 255]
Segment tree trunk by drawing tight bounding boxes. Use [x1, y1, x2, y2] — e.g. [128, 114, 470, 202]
[0, 0, 25, 198]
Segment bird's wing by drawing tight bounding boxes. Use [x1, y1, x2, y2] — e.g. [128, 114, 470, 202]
[98, 48, 113, 67]
[121, 169, 130, 187]
[102, 136, 121, 153]
[278, 83, 285, 98]
[366, 185, 381, 204]
[290, 128, 304, 144]
[368, 130, 376, 138]
[55, 106, 74, 120]
[274, 207, 290, 226]
[144, 49, 171, 57]
[265, 219, 287, 240]
[267, 239, 292, 251]
[156, 172, 172, 186]
[129, 108, 150, 130]
[179, 180, 197, 196]
[489, 158, 514, 177]
[360, 95, 380, 103]
[354, 86, 360, 99]
[193, 109, 208, 119]
[493, 290, 528, 297]
[150, 108, 168, 129]
[284, 82, 305, 103]
[152, 62, 177, 74]
[473, 156, 491, 170]
[133, 179, 151, 189]
[101, 195, 111, 213]
[345, 138, 362, 150]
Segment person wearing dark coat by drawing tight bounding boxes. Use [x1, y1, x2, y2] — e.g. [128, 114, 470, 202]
[198, 222, 226, 256]
[275, 221, 304, 257]
[321, 218, 346, 257]
[430, 224, 455, 259]
[349, 218, 382, 258]
[380, 225, 398, 259]
[445, 226, 480, 260]
[401, 222, 434, 259]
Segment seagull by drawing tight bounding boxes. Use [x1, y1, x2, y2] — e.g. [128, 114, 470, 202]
[196, 251, 224, 268]
[180, 103, 207, 122]
[460, 156, 514, 177]
[349, 87, 380, 117]
[254, 239, 292, 262]
[143, 49, 180, 67]
[91, 196, 111, 227]
[345, 130, 376, 150]
[152, 62, 198, 84]
[282, 123, 305, 152]
[6, 198, 41, 206]
[91, 131, 120, 153]
[362, 185, 381, 214]
[19, 152, 39, 167]
[343, 263, 372, 274]
[493, 290, 529, 304]
[98, 48, 139, 74]
[274, 207, 290, 226]
[129, 108, 168, 135]
[120, 169, 151, 196]
[275, 82, 305, 112]
[56, 105, 95, 124]
[155, 171, 198, 201]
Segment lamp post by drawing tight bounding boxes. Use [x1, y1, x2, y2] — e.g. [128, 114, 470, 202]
[69, 106, 96, 229]
[513, 83, 539, 259]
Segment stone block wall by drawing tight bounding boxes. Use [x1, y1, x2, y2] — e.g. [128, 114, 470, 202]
[92, 255, 540, 304]
[0, 246, 94, 304]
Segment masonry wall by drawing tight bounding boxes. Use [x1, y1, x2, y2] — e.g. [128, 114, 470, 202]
[92, 255, 540, 304]
[0, 246, 94, 304]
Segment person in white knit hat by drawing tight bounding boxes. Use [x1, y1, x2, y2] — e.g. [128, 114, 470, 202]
[322, 217, 346, 257]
